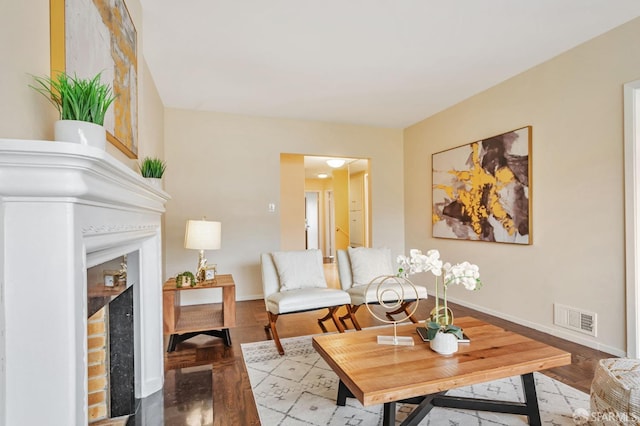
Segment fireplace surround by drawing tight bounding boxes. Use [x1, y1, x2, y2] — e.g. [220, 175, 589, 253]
[0, 139, 170, 425]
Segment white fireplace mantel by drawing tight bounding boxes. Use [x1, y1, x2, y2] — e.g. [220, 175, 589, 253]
[0, 139, 170, 425]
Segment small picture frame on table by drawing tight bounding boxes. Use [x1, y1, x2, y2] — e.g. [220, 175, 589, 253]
[205, 265, 217, 281]
[103, 270, 120, 287]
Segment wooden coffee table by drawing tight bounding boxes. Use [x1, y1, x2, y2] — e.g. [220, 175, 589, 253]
[312, 316, 571, 426]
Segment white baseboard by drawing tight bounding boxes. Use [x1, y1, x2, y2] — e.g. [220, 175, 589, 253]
[446, 296, 625, 357]
[238, 292, 625, 356]
[238, 293, 264, 302]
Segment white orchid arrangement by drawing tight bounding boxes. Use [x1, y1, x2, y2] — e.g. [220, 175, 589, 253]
[397, 249, 482, 337]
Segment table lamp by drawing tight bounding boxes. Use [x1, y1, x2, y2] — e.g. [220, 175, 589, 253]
[184, 219, 221, 282]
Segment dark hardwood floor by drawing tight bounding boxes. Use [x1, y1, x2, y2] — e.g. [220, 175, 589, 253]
[162, 297, 615, 425]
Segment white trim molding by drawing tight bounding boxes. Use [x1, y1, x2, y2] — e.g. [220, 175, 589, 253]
[447, 296, 625, 358]
[624, 80, 640, 358]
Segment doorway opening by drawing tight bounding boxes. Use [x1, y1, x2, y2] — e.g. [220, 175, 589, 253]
[279, 154, 371, 259]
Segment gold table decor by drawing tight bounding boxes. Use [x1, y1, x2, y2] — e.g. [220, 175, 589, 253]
[365, 275, 420, 346]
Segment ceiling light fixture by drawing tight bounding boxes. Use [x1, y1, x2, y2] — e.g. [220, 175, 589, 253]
[326, 159, 345, 168]
[317, 173, 328, 179]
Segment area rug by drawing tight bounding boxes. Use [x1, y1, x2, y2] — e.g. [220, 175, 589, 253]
[241, 334, 590, 426]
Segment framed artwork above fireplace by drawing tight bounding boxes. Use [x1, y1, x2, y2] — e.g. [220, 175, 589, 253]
[50, 0, 138, 159]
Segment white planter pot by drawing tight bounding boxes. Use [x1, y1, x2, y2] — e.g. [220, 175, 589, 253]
[145, 177, 163, 190]
[54, 120, 106, 150]
[430, 332, 459, 355]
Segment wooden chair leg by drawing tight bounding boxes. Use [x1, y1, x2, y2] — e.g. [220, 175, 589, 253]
[385, 304, 405, 320]
[317, 314, 329, 333]
[263, 324, 272, 339]
[403, 302, 418, 323]
[318, 306, 346, 333]
[317, 308, 333, 332]
[329, 306, 346, 333]
[339, 309, 351, 330]
[385, 302, 418, 323]
[266, 311, 285, 355]
[347, 305, 362, 330]
[339, 314, 350, 330]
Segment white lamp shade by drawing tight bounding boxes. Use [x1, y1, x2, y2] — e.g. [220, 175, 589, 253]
[184, 220, 221, 250]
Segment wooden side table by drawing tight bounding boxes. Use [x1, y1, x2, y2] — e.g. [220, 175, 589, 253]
[163, 274, 236, 352]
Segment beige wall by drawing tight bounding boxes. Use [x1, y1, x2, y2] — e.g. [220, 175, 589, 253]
[280, 153, 306, 250]
[0, 0, 165, 170]
[1, 1, 58, 140]
[404, 17, 640, 355]
[163, 108, 404, 302]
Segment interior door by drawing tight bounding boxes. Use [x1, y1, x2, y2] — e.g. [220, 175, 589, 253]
[305, 191, 319, 249]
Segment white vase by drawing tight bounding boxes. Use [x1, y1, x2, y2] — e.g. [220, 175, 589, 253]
[430, 332, 459, 355]
[54, 120, 106, 150]
[145, 177, 163, 190]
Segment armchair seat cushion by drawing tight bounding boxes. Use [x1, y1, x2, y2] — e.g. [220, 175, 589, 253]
[347, 280, 429, 306]
[266, 288, 351, 314]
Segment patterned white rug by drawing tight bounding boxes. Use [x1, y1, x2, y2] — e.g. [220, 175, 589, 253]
[241, 334, 590, 426]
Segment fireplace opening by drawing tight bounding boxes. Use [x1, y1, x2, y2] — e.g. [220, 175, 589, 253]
[87, 255, 138, 424]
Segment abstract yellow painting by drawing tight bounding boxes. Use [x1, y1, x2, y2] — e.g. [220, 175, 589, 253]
[50, 0, 138, 159]
[432, 127, 532, 244]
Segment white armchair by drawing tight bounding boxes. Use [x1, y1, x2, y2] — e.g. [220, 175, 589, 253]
[260, 249, 352, 355]
[337, 247, 428, 330]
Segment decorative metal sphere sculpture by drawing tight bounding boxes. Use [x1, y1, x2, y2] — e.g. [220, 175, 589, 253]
[364, 275, 420, 346]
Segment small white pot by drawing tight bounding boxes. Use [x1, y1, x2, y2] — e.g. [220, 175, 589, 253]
[54, 120, 106, 150]
[430, 332, 459, 355]
[145, 177, 163, 190]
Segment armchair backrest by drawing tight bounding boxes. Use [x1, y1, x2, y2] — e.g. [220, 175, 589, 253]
[260, 249, 328, 300]
[336, 249, 353, 291]
[260, 253, 281, 301]
[336, 247, 395, 290]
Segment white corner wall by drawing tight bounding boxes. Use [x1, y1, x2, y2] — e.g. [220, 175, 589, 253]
[0, 0, 166, 422]
[404, 17, 640, 355]
[163, 109, 404, 303]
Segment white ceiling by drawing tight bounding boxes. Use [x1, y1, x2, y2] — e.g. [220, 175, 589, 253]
[139, 1, 640, 128]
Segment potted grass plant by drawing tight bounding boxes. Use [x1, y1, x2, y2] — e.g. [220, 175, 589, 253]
[139, 156, 167, 189]
[176, 271, 196, 288]
[30, 71, 116, 149]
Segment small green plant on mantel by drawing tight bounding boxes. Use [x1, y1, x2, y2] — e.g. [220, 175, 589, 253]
[176, 271, 196, 288]
[139, 157, 167, 178]
[30, 72, 116, 125]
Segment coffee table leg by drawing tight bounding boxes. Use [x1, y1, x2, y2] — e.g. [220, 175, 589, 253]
[383, 402, 396, 426]
[522, 372, 541, 426]
[337, 380, 354, 406]
[400, 394, 440, 426]
[429, 373, 542, 426]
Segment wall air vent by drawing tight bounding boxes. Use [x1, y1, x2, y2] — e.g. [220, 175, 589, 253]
[553, 303, 597, 337]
